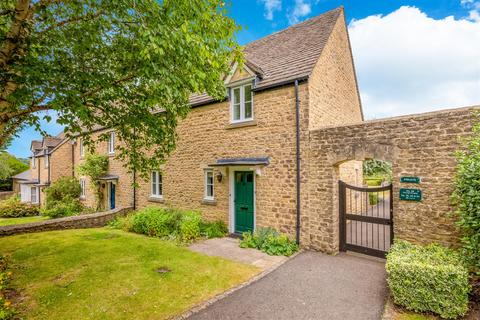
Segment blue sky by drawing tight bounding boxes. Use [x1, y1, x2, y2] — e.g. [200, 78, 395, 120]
[7, 0, 480, 158]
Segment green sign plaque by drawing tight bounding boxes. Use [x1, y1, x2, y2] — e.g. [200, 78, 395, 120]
[400, 176, 421, 184]
[399, 188, 422, 201]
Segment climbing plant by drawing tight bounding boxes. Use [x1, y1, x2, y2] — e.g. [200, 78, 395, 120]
[77, 154, 109, 211]
[452, 115, 480, 277]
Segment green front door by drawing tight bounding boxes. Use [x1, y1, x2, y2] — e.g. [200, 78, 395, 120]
[234, 171, 254, 233]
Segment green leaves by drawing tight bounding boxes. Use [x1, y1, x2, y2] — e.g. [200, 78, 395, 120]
[386, 241, 470, 319]
[452, 113, 480, 276]
[1, 0, 241, 177]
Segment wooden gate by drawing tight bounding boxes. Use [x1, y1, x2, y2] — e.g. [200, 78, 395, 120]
[339, 181, 393, 258]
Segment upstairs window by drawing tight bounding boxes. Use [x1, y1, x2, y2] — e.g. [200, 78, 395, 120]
[204, 170, 214, 200]
[79, 139, 84, 158]
[32, 154, 36, 168]
[231, 83, 253, 123]
[151, 171, 163, 198]
[108, 132, 115, 154]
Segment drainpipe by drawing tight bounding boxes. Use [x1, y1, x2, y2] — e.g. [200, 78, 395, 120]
[295, 80, 301, 245]
[132, 128, 137, 210]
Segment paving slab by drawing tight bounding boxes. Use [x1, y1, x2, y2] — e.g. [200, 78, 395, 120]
[188, 251, 387, 320]
[189, 237, 286, 270]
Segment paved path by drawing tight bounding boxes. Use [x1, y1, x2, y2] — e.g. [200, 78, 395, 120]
[189, 237, 286, 270]
[188, 251, 387, 320]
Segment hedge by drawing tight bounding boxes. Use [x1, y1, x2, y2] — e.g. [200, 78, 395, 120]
[386, 241, 470, 319]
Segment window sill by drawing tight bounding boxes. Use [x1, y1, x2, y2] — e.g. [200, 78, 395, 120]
[148, 196, 164, 203]
[201, 198, 217, 206]
[226, 120, 257, 130]
[80, 196, 86, 200]
[108, 153, 115, 157]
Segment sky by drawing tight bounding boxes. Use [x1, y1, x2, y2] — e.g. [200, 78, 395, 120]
[7, 0, 480, 158]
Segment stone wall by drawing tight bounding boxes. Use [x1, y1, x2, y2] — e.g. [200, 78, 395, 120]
[0, 207, 133, 236]
[307, 10, 362, 130]
[0, 191, 14, 201]
[305, 106, 478, 253]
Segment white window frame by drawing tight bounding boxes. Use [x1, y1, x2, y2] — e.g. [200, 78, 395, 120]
[32, 154, 36, 168]
[79, 139, 84, 158]
[80, 178, 86, 199]
[108, 132, 115, 155]
[30, 187, 38, 204]
[150, 171, 163, 198]
[230, 82, 254, 123]
[204, 169, 214, 201]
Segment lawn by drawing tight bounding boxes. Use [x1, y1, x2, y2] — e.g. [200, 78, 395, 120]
[0, 228, 259, 319]
[0, 216, 49, 226]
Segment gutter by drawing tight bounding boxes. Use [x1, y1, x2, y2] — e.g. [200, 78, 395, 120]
[294, 79, 301, 245]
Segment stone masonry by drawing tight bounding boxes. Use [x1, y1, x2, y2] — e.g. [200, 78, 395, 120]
[305, 106, 478, 252]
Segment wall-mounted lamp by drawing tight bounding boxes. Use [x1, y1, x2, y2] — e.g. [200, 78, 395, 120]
[216, 172, 223, 183]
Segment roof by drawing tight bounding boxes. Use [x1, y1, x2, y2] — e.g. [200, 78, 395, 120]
[31, 140, 42, 151]
[209, 157, 270, 166]
[12, 169, 31, 180]
[97, 174, 119, 181]
[43, 136, 63, 148]
[189, 7, 342, 106]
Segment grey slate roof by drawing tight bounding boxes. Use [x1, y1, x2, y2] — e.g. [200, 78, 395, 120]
[31, 140, 42, 151]
[189, 7, 342, 106]
[43, 136, 63, 148]
[12, 169, 31, 180]
[210, 157, 270, 166]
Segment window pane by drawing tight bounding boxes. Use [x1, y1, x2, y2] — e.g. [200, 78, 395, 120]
[245, 101, 252, 119]
[244, 85, 252, 102]
[158, 173, 163, 195]
[233, 88, 240, 104]
[151, 172, 157, 195]
[208, 185, 213, 197]
[234, 103, 241, 120]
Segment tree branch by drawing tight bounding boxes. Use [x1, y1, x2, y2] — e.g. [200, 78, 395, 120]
[39, 10, 104, 34]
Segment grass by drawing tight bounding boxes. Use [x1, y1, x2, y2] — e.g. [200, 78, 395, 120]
[0, 216, 49, 226]
[0, 228, 259, 319]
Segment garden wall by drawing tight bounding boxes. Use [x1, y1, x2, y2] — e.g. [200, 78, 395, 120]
[0, 207, 133, 236]
[304, 106, 479, 253]
[0, 191, 14, 201]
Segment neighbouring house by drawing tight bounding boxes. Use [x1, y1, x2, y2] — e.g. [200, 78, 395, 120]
[14, 133, 74, 206]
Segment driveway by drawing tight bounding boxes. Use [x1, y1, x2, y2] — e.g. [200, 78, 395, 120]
[188, 251, 387, 320]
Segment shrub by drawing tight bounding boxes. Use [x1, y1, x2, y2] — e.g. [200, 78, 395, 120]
[40, 196, 84, 218]
[116, 207, 226, 243]
[0, 255, 16, 320]
[386, 241, 470, 319]
[44, 177, 81, 204]
[77, 154, 109, 210]
[179, 211, 201, 241]
[452, 117, 480, 276]
[41, 177, 84, 218]
[240, 227, 298, 256]
[0, 196, 39, 218]
[200, 220, 228, 238]
[368, 193, 379, 205]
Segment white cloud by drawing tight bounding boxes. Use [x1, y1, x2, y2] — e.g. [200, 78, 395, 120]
[348, 6, 480, 119]
[259, 0, 282, 20]
[287, 0, 311, 25]
[461, 0, 480, 21]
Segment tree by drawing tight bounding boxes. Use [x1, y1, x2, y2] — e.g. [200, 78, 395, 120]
[0, 0, 241, 176]
[0, 151, 29, 179]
